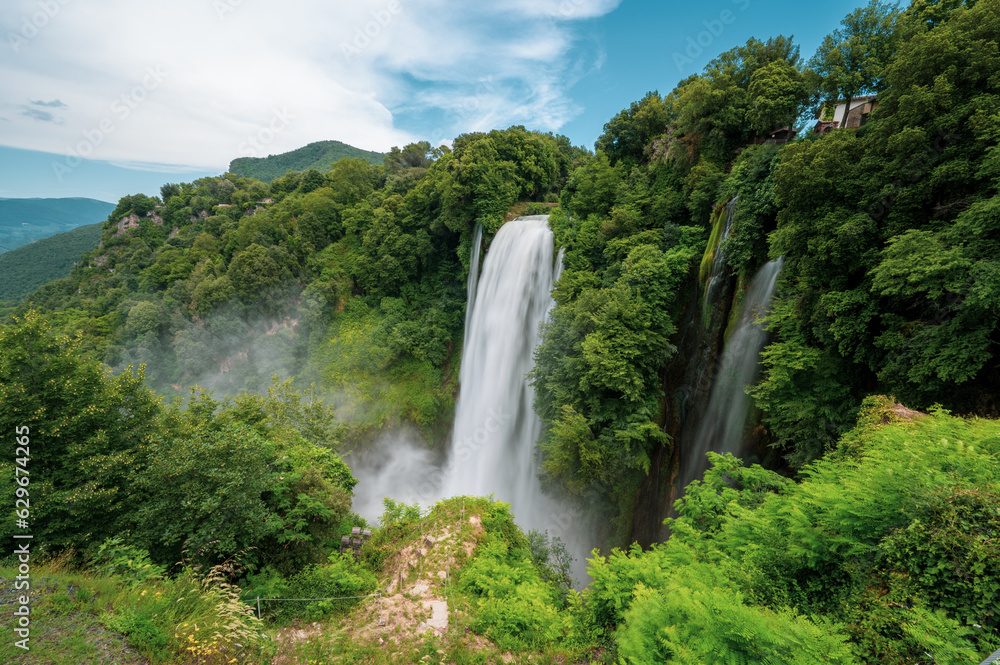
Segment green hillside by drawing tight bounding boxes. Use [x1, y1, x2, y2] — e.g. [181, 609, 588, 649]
[3, 1, 1000, 662]
[228, 140, 386, 182]
[0, 196, 114, 253]
[0, 221, 103, 302]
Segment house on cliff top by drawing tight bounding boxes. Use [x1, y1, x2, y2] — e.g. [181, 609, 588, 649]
[815, 95, 879, 134]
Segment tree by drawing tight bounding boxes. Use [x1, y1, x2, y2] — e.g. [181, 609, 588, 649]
[596, 92, 671, 166]
[747, 59, 809, 135]
[0, 312, 162, 552]
[809, 0, 900, 130]
[227, 243, 282, 303]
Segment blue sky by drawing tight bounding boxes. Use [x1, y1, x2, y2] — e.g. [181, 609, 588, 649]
[0, 0, 870, 202]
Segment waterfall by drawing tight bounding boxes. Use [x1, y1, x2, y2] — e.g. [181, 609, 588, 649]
[703, 196, 738, 308]
[680, 257, 784, 490]
[444, 216, 591, 582]
[350, 215, 592, 582]
[443, 216, 557, 508]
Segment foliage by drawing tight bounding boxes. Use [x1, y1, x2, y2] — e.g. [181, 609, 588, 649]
[457, 501, 586, 651]
[666, 36, 806, 166]
[757, 0, 1000, 461]
[809, 0, 901, 128]
[0, 222, 103, 302]
[0, 558, 271, 665]
[587, 403, 998, 662]
[92, 537, 168, 583]
[265, 553, 378, 622]
[532, 158, 705, 522]
[0, 311, 162, 553]
[595, 91, 671, 167]
[228, 140, 385, 182]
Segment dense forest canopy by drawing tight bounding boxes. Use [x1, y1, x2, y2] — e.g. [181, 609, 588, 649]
[3, 0, 999, 662]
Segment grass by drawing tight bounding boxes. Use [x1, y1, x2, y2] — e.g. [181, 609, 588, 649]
[0, 554, 273, 665]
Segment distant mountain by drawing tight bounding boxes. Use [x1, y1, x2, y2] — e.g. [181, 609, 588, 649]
[0, 222, 103, 302]
[228, 140, 386, 182]
[0, 197, 115, 254]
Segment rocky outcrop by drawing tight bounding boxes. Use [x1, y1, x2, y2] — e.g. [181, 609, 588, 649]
[114, 214, 141, 234]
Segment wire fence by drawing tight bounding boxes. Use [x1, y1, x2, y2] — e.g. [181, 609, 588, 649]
[249, 591, 385, 625]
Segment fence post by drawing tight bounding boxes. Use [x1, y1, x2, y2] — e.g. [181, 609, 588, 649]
[256, 596, 261, 620]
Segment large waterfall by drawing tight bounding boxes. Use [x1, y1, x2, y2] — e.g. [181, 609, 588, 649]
[350, 216, 590, 580]
[441, 217, 586, 570]
[441, 216, 558, 505]
[679, 257, 784, 491]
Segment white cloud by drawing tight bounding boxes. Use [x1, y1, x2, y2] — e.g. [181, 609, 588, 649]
[0, 0, 619, 171]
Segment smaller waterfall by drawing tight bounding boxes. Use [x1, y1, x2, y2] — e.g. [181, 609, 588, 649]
[464, 223, 483, 334]
[681, 257, 784, 490]
[703, 197, 738, 308]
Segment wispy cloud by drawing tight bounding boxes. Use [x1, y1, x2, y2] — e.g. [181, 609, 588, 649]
[20, 106, 64, 123]
[28, 99, 67, 108]
[0, 0, 619, 170]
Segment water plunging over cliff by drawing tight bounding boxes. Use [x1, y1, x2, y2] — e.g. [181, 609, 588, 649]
[442, 216, 559, 511]
[349, 216, 590, 580]
[679, 257, 784, 491]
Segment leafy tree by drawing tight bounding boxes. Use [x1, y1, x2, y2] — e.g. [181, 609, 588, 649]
[747, 59, 809, 135]
[134, 423, 279, 563]
[809, 0, 900, 129]
[0, 312, 162, 553]
[227, 243, 282, 303]
[595, 92, 671, 167]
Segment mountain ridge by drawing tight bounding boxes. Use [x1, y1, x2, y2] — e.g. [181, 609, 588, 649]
[228, 140, 386, 182]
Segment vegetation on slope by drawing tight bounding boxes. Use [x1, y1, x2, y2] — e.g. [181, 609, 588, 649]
[529, 0, 999, 523]
[3, 1, 999, 662]
[14, 127, 582, 437]
[0, 222, 103, 303]
[228, 140, 386, 182]
[21, 400, 990, 665]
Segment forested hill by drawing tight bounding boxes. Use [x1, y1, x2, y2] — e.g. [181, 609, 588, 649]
[3, 0, 1000, 662]
[0, 222, 103, 302]
[228, 139, 386, 182]
[0, 196, 114, 253]
[15, 130, 583, 435]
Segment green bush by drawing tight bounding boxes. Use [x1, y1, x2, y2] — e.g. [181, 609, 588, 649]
[91, 537, 167, 583]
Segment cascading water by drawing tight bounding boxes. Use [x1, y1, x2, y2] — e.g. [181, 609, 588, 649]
[442, 216, 590, 582]
[703, 196, 738, 307]
[443, 216, 558, 511]
[679, 257, 784, 491]
[352, 215, 592, 580]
